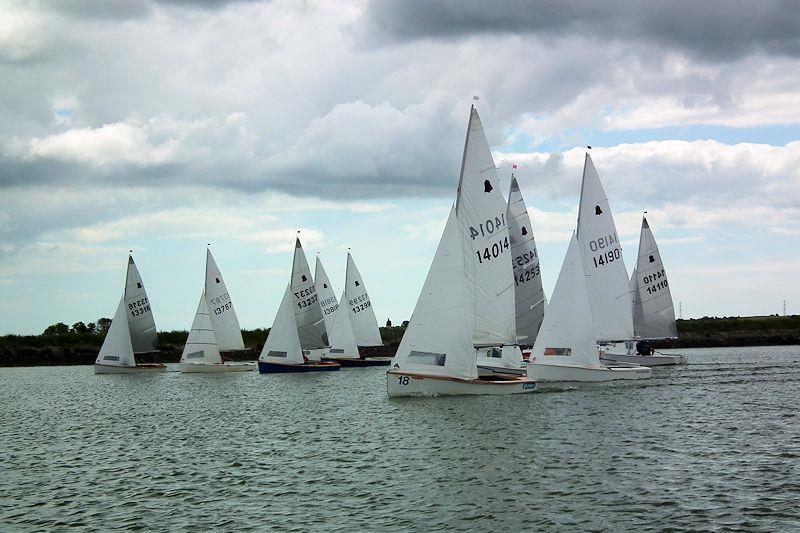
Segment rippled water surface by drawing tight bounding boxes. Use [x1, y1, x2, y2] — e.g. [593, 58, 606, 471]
[2, 346, 800, 531]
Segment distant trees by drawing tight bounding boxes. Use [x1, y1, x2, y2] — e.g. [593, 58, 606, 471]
[42, 319, 110, 336]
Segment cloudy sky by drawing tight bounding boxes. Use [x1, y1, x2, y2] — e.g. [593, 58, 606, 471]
[2, 0, 799, 335]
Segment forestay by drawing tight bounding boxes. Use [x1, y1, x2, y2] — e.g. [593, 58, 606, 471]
[259, 284, 304, 365]
[205, 249, 245, 351]
[507, 176, 545, 344]
[391, 207, 477, 380]
[529, 233, 600, 369]
[96, 297, 136, 367]
[124, 255, 158, 353]
[291, 239, 328, 350]
[326, 290, 360, 359]
[345, 252, 383, 347]
[456, 107, 515, 346]
[181, 291, 222, 365]
[314, 256, 339, 336]
[633, 217, 678, 339]
[576, 154, 634, 342]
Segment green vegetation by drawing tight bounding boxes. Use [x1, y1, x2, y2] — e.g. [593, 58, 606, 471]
[0, 315, 797, 367]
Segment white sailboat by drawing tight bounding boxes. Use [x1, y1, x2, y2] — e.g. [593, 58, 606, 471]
[476, 173, 543, 377]
[600, 216, 686, 365]
[344, 251, 383, 347]
[526, 233, 652, 383]
[258, 238, 339, 373]
[388, 106, 536, 397]
[94, 297, 166, 374]
[306, 255, 338, 361]
[125, 254, 158, 354]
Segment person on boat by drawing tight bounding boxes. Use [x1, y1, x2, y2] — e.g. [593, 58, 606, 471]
[636, 339, 654, 356]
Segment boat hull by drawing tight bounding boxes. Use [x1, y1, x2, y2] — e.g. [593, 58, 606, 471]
[387, 371, 537, 397]
[600, 352, 686, 366]
[94, 363, 166, 374]
[257, 361, 341, 373]
[527, 363, 652, 383]
[477, 364, 527, 377]
[180, 362, 255, 373]
[321, 357, 392, 367]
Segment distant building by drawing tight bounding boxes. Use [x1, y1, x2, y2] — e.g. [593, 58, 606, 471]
[386, 318, 392, 327]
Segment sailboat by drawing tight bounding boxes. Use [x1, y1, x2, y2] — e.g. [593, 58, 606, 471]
[258, 237, 340, 373]
[306, 254, 338, 361]
[322, 251, 392, 367]
[387, 106, 536, 397]
[476, 173, 543, 377]
[180, 249, 253, 372]
[95, 255, 165, 373]
[526, 233, 651, 383]
[600, 216, 687, 365]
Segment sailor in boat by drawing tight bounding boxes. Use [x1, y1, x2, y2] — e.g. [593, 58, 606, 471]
[636, 339, 654, 356]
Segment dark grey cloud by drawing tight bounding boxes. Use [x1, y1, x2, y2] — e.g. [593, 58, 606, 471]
[360, 0, 800, 60]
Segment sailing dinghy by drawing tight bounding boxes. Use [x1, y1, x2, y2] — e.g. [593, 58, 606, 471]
[322, 251, 391, 367]
[95, 255, 165, 373]
[476, 173, 543, 377]
[526, 233, 651, 384]
[600, 216, 686, 366]
[387, 106, 536, 397]
[258, 238, 339, 373]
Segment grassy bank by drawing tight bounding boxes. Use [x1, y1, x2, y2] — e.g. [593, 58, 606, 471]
[1, 316, 798, 367]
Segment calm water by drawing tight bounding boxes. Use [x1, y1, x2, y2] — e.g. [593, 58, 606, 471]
[1, 346, 799, 531]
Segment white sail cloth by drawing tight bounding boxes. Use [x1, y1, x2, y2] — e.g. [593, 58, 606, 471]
[507, 176, 545, 344]
[292, 239, 328, 350]
[529, 232, 600, 369]
[576, 154, 634, 342]
[314, 256, 339, 336]
[124, 255, 158, 353]
[259, 284, 305, 365]
[181, 291, 222, 364]
[633, 217, 678, 339]
[344, 252, 383, 347]
[96, 297, 136, 367]
[205, 249, 245, 351]
[325, 290, 360, 359]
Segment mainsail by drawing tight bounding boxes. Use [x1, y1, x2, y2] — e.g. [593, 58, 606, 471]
[326, 289, 360, 359]
[344, 252, 383, 347]
[633, 217, 678, 339]
[314, 255, 339, 337]
[292, 238, 328, 350]
[205, 249, 245, 351]
[95, 297, 136, 367]
[529, 232, 600, 369]
[124, 255, 158, 353]
[576, 154, 634, 342]
[457, 107, 515, 346]
[181, 291, 222, 365]
[507, 176, 545, 344]
[259, 284, 304, 365]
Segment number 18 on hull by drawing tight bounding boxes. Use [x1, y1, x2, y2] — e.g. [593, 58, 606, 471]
[388, 371, 536, 397]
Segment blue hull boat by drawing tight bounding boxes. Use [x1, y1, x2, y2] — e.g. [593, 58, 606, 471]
[257, 361, 340, 374]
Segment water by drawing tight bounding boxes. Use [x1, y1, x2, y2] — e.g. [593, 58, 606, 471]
[1, 346, 799, 531]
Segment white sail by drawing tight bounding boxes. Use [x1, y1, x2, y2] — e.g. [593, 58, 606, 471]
[292, 238, 328, 350]
[391, 206, 477, 380]
[205, 249, 245, 351]
[457, 107, 515, 346]
[529, 232, 600, 369]
[576, 154, 634, 342]
[325, 290, 360, 359]
[629, 266, 638, 305]
[344, 252, 383, 347]
[181, 291, 222, 365]
[314, 255, 339, 336]
[507, 176, 545, 344]
[96, 297, 136, 367]
[259, 284, 304, 365]
[633, 217, 678, 339]
[124, 255, 158, 353]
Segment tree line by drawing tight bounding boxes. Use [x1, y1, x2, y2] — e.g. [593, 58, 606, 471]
[42, 319, 112, 336]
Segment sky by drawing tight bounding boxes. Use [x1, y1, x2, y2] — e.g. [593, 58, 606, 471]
[1, 0, 799, 335]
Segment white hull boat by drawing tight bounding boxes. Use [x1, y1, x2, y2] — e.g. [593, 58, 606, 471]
[600, 350, 686, 366]
[475, 345, 526, 377]
[477, 364, 527, 377]
[94, 363, 166, 374]
[387, 370, 536, 397]
[179, 362, 254, 373]
[527, 362, 651, 383]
